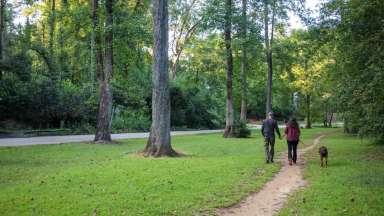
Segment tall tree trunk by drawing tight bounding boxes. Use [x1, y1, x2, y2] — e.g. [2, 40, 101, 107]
[264, 0, 271, 115]
[47, 0, 57, 80]
[323, 110, 328, 127]
[328, 112, 333, 128]
[306, 94, 311, 128]
[0, 0, 5, 79]
[94, 0, 113, 143]
[58, 2, 63, 80]
[49, 0, 55, 59]
[264, 0, 276, 116]
[240, 0, 248, 122]
[323, 102, 328, 127]
[144, 0, 177, 157]
[223, 0, 234, 138]
[91, 0, 103, 88]
[171, 51, 181, 80]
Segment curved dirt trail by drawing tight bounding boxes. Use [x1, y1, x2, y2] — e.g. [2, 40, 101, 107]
[217, 134, 326, 216]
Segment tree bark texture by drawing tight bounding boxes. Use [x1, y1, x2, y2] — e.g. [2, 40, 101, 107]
[91, 0, 104, 80]
[144, 0, 178, 156]
[223, 0, 234, 138]
[49, 0, 55, 58]
[264, 0, 276, 116]
[306, 94, 311, 128]
[264, 0, 271, 115]
[94, 0, 113, 143]
[0, 0, 5, 79]
[240, 0, 248, 122]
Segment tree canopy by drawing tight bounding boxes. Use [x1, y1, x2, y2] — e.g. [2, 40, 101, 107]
[0, 0, 382, 141]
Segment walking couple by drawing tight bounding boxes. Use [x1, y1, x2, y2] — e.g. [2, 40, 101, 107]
[261, 112, 300, 165]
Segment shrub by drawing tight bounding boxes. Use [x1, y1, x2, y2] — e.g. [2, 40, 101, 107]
[233, 121, 251, 138]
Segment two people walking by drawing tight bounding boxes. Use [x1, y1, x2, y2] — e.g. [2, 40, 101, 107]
[261, 112, 300, 165]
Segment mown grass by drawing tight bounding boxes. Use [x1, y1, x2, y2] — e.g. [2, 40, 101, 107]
[279, 131, 384, 216]
[0, 128, 329, 216]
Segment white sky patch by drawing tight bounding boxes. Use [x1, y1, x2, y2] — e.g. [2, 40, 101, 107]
[11, 0, 27, 26]
[287, 0, 321, 30]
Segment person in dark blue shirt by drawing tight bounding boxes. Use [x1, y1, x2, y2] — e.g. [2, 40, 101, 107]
[261, 112, 281, 163]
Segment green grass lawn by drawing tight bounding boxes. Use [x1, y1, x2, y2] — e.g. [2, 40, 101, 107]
[279, 131, 384, 216]
[0, 128, 330, 216]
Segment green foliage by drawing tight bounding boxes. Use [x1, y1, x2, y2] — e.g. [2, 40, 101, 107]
[0, 73, 97, 129]
[233, 121, 251, 138]
[170, 82, 225, 129]
[1, 0, 381, 137]
[112, 108, 151, 132]
[321, 0, 384, 139]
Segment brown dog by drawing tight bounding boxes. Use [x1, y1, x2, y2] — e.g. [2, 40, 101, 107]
[318, 146, 328, 167]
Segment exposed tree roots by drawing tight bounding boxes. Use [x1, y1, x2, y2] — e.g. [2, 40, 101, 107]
[223, 125, 235, 138]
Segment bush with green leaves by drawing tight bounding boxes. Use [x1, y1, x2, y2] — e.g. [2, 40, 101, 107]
[170, 83, 225, 129]
[233, 121, 251, 138]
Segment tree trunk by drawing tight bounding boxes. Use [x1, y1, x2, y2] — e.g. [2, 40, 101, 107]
[47, 0, 57, 80]
[240, 0, 248, 123]
[49, 0, 55, 59]
[306, 94, 311, 128]
[264, 0, 271, 115]
[323, 111, 328, 127]
[58, 1, 67, 80]
[223, 0, 234, 138]
[264, 0, 276, 116]
[94, 0, 113, 143]
[323, 103, 328, 127]
[144, 0, 178, 157]
[328, 112, 333, 128]
[0, 0, 5, 79]
[91, 0, 103, 87]
[171, 50, 181, 80]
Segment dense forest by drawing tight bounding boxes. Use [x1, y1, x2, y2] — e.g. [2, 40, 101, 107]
[0, 0, 382, 141]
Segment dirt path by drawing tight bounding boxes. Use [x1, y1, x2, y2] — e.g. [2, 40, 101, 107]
[217, 134, 326, 216]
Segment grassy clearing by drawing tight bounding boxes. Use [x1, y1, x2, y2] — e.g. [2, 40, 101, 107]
[279, 131, 384, 216]
[0, 128, 329, 215]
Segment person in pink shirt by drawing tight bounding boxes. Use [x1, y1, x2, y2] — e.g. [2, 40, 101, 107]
[284, 117, 301, 165]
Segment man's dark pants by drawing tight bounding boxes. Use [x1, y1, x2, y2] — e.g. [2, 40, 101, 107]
[264, 136, 275, 162]
[287, 140, 299, 163]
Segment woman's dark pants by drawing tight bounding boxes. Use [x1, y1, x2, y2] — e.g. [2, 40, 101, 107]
[287, 140, 299, 163]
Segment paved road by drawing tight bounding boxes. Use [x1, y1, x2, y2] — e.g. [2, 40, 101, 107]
[0, 130, 223, 147]
[0, 123, 294, 147]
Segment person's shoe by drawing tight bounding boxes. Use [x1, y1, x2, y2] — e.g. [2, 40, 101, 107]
[289, 160, 293, 166]
[270, 159, 274, 163]
[293, 160, 297, 164]
[266, 159, 270, 164]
